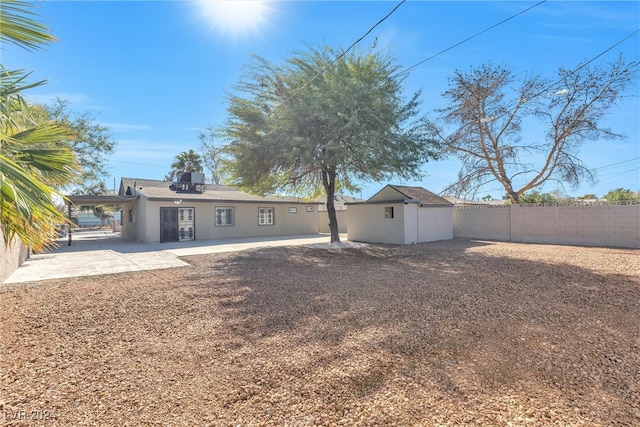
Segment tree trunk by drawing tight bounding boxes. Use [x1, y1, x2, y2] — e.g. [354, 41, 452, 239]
[321, 168, 340, 243]
[507, 191, 520, 204]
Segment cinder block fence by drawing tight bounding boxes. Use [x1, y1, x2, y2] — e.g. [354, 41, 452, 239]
[453, 202, 640, 249]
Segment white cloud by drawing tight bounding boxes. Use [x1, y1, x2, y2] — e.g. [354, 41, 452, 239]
[103, 122, 152, 132]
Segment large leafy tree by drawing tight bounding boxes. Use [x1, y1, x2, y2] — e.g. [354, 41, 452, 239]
[604, 188, 639, 201]
[165, 149, 203, 181]
[1, 0, 79, 251]
[47, 99, 115, 193]
[222, 46, 437, 242]
[426, 57, 639, 204]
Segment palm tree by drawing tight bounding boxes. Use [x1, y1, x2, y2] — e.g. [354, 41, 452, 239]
[165, 149, 203, 181]
[1, 0, 79, 251]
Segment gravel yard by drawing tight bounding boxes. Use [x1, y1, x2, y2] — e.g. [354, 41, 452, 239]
[1, 239, 638, 426]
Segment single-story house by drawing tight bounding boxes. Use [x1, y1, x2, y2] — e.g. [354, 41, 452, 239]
[315, 194, 364, 233]
[71, 176, 322, 244]
[346, 184, 454, 245]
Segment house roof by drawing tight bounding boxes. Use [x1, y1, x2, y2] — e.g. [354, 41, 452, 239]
[119, 178, 321, 204]
[387, 185, 453, 205]
[67, 194, 139, 207]
[315, 195, 365, 205]
[346, 184, 453, 206]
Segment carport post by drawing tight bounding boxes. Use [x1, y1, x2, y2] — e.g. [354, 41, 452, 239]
[68, 202, 72, 246]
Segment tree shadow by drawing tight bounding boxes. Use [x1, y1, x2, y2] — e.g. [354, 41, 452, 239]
[183, 238, 639, 422]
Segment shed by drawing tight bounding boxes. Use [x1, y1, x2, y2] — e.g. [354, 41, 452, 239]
[346, 184, 454, 244]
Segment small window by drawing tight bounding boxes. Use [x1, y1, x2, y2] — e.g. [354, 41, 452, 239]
[306, 206, 314, 212]
[215, 207, 234, 226]
[289, 207, 297, 214]
[128, 208, 136, 223]
[385, 206, 394, 219]
[258, 207, 275, 226]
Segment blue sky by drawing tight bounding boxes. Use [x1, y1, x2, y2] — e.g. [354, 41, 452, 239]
[6, 0, 639, 200]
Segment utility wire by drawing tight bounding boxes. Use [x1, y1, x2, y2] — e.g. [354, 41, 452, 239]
[529, 29, 640, 98]
[393, 0, 548, 79]
[287, 0, 406, 100]
[593, 157, 639, 171]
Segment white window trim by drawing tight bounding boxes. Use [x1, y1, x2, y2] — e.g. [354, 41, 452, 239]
[258, 207, 275, 226]
[215, 206, 235, 227]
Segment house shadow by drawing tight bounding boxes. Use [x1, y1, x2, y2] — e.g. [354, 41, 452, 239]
[47, 230, 335, 255]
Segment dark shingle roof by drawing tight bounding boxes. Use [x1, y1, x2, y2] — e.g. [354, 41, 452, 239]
[119, 178, 319, 204]
[388, 185, 452, 205]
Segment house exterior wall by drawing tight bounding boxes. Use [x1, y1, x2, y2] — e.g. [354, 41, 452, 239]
[120, 202, 137, 240]
[347, 203, 406, 244]
[318, 210, 347, 234]
[136, 197, 152, 243]
[417, 206, 454, 242]
[453, 203, 639, 248]
[136, 199, 319, 243]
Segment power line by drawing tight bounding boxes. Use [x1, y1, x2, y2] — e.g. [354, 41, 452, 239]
[393, 0, 548, 79]
[530, 29, 640, 98]
[593, 157, 639, 171]
[596, 168, 638, 179]
[287, 0, 406, 100]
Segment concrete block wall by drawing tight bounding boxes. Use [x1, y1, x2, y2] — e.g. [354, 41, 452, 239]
[1, 234, 30, 284]
[454, 203, 640, 249]
[452, 206, 511, 241]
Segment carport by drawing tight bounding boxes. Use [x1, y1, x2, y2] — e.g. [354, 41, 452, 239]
[66, 194, 139, 244]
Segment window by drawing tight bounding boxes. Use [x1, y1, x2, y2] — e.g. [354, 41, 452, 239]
[385, 206, 394, 219]
[258, 207, 275, 225]
[215, 207, 234, 226]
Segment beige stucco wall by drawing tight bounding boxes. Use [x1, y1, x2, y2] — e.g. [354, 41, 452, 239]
[453, 204, 639, 248]
[347, 203, 407, 244]
[348, 203, 454, 245]
[416, 206, 454, 242]
[368, 186, 405, 202]
[318, 210, 347, 234]
[136, 199, 320, 243]
[120, 202, 137, 240]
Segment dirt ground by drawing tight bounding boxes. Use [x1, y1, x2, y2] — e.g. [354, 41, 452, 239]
[1, 239, 639, 426]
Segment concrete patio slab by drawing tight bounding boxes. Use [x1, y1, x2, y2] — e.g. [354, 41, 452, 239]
[4, 230, 336, 284]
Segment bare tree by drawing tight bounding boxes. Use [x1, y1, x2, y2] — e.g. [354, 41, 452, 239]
[198, 126, 227, 185]
[426, 56, 638, 203]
